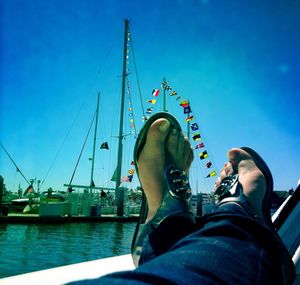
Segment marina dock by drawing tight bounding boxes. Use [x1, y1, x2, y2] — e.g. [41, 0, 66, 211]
[0, 213, 139, 223]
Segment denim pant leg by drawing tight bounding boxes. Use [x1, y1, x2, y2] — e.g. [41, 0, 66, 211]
[68, 204, 294, 285]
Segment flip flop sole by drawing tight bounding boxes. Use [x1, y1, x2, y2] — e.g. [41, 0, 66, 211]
[131, 112, 183, 253]
[240, 146, 273, 226]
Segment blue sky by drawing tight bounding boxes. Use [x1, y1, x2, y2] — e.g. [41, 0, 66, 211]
[1, 0, 299, 194]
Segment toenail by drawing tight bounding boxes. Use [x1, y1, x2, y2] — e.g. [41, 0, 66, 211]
[158, 121, 170, 133]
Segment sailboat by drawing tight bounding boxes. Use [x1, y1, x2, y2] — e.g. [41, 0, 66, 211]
[63, 19, 142, 217]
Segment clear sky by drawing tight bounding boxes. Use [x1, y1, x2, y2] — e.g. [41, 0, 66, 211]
[1, 0, 299, 194]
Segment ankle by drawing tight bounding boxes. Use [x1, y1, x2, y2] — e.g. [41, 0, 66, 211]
[146, 210, 157, 222]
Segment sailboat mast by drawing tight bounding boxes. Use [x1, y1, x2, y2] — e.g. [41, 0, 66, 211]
[115, 19, 129, 190]
[163, 77, 167, 112]
[90, 92, 100, 192]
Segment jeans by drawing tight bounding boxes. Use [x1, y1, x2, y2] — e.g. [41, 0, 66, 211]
[68, 203, 295, 285]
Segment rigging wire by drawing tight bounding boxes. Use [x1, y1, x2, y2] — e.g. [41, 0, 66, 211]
[67, 111, 97, 188]
[0, 142, 31, 186]
[128, 26, 146, 119]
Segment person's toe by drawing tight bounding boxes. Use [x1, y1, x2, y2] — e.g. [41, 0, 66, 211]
[166, 129, 192, 170]
[148, 119, 170, 141]
[141, 119, 170, 158]
[214, 162, 234, 190]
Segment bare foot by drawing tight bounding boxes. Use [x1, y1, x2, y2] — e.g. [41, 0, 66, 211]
[137, 119, 194, 222]
[214, 148, 266, 216]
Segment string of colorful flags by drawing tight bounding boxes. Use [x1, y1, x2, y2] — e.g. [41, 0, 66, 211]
[123, 30, 138, 182]
[145, 89, 160, 117]
[127, 80, 137, 137]
[125, 30, 137, 137]
[163, 79, 217, 178]
[143, 78, 217, 179]
[102, 77, 217, 183]
[114, 30, 137, 183]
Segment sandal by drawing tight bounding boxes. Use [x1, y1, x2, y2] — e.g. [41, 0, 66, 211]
[131, 112, 195, 266]
[214, 146, 273, 227]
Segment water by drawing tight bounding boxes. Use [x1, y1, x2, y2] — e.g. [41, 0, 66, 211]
[0, 222, 136, 278]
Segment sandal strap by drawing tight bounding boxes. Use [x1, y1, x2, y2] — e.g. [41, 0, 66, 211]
[214, 174, 264, 223]
[150, 164, 193, 228]
[165, 164, 192, 200]
[214, 174, 239, 203]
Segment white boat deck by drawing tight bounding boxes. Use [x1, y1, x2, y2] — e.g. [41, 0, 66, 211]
[0, 254, 135, 285]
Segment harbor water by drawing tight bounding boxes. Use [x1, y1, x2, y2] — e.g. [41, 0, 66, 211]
[0, 222, 136, 278]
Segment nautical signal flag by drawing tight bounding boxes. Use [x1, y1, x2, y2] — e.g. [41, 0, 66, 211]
[122, 175, 133, 182]
[121, 176, 129, 182]
[180, 100, 189, 108]
[206, 171, 217, 178]
[199, 151, 209, 160]
[100, 142, 109, 150]
[195, 142, 205, 149]
[183, 106, 191, 114]
[191, 123, 199, 131]
[206, 161, 212, 168]
[161, 79, 172, 91]
[170, 91, 177, 96]
[152, 89, 160, 97]
[186, 115, 194, 122]
[192, 133, 201, 141]
[146, 108, 153, 114]
[128, 169, 135, 175]
[147, 99, 157, 104]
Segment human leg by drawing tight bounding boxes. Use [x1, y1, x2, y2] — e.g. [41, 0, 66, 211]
[131, 112, 196, 266]
[67, 114, 295, 284]
[131, 113, 294, 283]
